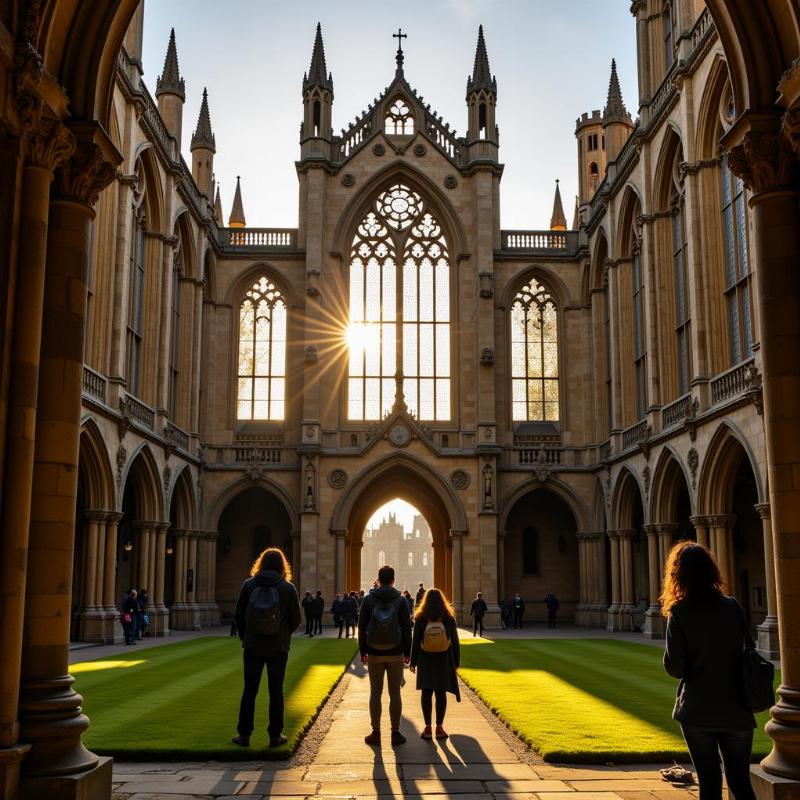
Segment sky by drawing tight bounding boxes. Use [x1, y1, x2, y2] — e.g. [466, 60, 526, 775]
[366, 498, 421, 534]
[141, 1, 638, 229]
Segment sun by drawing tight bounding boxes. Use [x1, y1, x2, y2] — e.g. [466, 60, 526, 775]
[345, 322, 371, 354]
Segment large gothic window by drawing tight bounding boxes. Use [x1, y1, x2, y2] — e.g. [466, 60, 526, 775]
[237, 276, 287, 420]
[126, 210, 145, 397]
[385, 98, 414, 135]
[510, 278, 559, 422]
[347, 184, 451, 421]
[168, 243, 182, 419]
[670, 154, 692, 396]
[632, 237, 647, 418]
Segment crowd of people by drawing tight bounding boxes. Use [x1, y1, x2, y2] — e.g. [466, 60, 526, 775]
[177, 539, 766, 800]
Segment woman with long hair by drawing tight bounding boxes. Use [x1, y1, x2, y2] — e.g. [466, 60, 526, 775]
[410, 587, 460, 740]
[661, 540, 756, 800]
[232, 547, 301, 749]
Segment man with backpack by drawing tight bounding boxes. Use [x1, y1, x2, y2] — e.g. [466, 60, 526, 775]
[232, 547, 302, 749]
[358, 565, 412, 746]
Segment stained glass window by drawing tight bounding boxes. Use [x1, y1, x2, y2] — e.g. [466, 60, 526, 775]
[348, 184, 450, 420]
[237, 276, 286, 420]
[385, 98, 414, 135]
[721, 154, 754, 365]
[511, 278, 559, 422]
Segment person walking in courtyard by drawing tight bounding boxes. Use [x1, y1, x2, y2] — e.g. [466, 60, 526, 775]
[470, 591, 487, 637]
[332, 593, 343, 637]
[344, 591, 358, 638]
[512, 592, 525, 629]
[232, 547, 302, 749]
[302, 591, 314, 636]
[544, 592, 559, 629]
[661, 541, 757, 800]
[403, 589, 414, 616]
[121, 589, 138, 645]
[416, 582, 426, 606]
[411, 587, 461, 740]
[358, 565, 412, 746]
[313, 589, 325, 635]
[499, 597, 511, 629]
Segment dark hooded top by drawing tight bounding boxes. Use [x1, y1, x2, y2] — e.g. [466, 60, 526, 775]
[357, 584, 412, 658]
[234, 568, 302, 656]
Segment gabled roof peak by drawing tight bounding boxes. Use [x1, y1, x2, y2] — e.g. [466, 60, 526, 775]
[467, 24, 497, 97]
[190, 87, 216, 152]
[156, 28, 185, 100]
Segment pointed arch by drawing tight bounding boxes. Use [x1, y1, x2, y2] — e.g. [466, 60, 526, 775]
[611, 465, 647, 528]
[498, 476, 589, 533]
[502, 264, 573, 311]
[653, 124, 684, 213]
[134, 146, 166, 234]
[206, 475, 300, 533]
[78, 419, 116, 510]
[119, 443, 163, 520]
[616, 184, 643, 256]
[650, 445, 694, 522]
[589, 227, 609, 293]
[167, 465, 197, 529]
[224, 262, 296, 309]
[696, 54, 734, 160]
[593, 478, 609, 531]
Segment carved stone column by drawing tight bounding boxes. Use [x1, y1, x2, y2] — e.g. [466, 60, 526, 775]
[290, 531, 301, 582]
[606, 531, 624, 631]
[186, 532, 200, 629]
[332, 530, 347, 596]
[690, 514, 710, 549]
[169, 530, 193, 630]
[78, 511, 106, 642]
[727, 116, 800, 787]
[496, 530, 507, 603]
[449, 530, 464, 618]
[575, 533, 592, 625]
[20, 129, 118, 795]
[755, 503, 780, 660]
[102, 512, 123, 643]
[203, 532, 219, 626]
[642, 524, 663, 638]
[657, 523, 681, 583]
[708, 514, 736, 594]
[150, 523, 169, 636]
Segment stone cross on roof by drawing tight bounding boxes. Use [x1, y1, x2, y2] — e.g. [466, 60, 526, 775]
[393, 27, 408, 75]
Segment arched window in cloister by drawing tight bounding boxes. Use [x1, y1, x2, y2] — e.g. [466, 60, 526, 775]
[168, 239, 182, 420]
[385, 98, 414, 135]
[126, 163, 147, 397]
[632, 233, 647, 419]
[511, 278, 559, 422]
[236, 276, 287, 420]
[347, 184, 451, 421]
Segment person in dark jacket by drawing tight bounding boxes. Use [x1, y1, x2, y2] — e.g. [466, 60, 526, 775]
[544, 592, 559, 629]
[313, 590, 325, 635]
[301, 591, 314, 636]
[415, 582, 426, 605]
[358, 565, 412, 746]
[662, 541, 756, 800]
[232, 547, 302, 748]
[332, 594, 343, 637]
[469, 591, 487, 637]
[512, 593, 525, 628]
[344, 591, 358, 638]
[499, 598, 511, 629]
[403, 589, 414, 617]
[136, 587, 149, 639]
[121, 589, 138, 645]
[410, 587, 461, 740]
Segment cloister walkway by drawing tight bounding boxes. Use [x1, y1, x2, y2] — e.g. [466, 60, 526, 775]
[92, 628, 700, 800]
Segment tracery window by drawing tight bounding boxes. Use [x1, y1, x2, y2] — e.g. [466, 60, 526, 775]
[347, 184, 451, 421]
[168, 245, 182, 419]
[510, 278, 559, 422]
[604, 279, 613, 432]
[385, 98, 414, 135]
[632, 236, 647, 419]
[670, 155, 692, 395]
[126, 210, 145, 397]
[237, 276, 286, 420]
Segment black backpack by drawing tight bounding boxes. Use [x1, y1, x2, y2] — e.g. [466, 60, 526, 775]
[366, 596, 404, 650]
[246, 585, 281, 636]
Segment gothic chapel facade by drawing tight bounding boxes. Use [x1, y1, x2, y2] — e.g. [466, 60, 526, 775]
[66, 4, 777, 660]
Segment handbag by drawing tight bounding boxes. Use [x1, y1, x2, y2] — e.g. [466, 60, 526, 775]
[736, 603, 775, 712]
[122, 612, 132, 624]
[142, 613, 150, 626]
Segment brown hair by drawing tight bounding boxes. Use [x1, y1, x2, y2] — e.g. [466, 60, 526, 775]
[250, 547, 292, 582]
[414, 587, 455, 622]
[660, 540, 723, 617]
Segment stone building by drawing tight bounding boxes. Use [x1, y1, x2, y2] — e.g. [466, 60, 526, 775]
[2, 1, 800, 797]
[361, 513, 434, 593]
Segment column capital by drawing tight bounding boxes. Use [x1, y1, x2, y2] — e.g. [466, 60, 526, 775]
[725, 114, 797, 195]
[642, 524, 659, 536]
[53, 122, 120, 207]
[331, 529, 348, 539]
[576, 531, 602, 541]
[612, 528, 637, 540]
[706, 514, 736, 529]
[754, 503, 771, 520]
[24, 115, 76, 173]
[690, 514, 712, 527]
[104, 511, 124, 524]
[656, 522, 682, 535]
[448, 529, 467, 539]
[82, 509, 108, 523]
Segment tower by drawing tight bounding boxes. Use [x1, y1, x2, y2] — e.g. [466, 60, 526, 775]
[229, 176, 246, 229]
[301, 22, 333, 159]
[550, 180, 567, 232]
[602, 59, 634, 163]
[466, 25, 498, 162]
[575, 109, 605, 204]
[190, 87, 215, 199]
[155, 28, 185, 146]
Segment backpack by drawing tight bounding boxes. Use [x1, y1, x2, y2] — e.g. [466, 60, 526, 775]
[366, 596, 404, 650]
[246, 585, 281, 636]
[421, 620, 450, 653]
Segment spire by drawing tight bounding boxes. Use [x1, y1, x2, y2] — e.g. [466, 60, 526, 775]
[572, 195, 580, 231]
[303, 22, 333, 94]
[214, 185, 223, 226]
[603, 59, 628, 122]
[467, 25, 496, 96]
[190, 87, 216, 152]
[229, 176, 246, 228]
[550, 179, 567, 231]
[156, 28, 185, 100]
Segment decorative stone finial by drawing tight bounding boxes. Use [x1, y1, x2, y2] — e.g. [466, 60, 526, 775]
[467, 25, 497, 97]
[156, 28, 185, 101]
[190, 87, 216, 152]
[550, 179, 567, 231]
[229, 175, 246, 228]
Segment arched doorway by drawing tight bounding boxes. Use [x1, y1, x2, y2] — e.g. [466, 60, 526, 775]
[502, 488, 579, 623]
[215, 486, 293, 621]
[360, 499, 433, 594]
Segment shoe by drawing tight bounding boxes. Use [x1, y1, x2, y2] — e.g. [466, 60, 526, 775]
[269, 735, 288, 747]
[391, 730, 406, 745]
[435, 725, 448, 740]
[421, 725, 433, 740]
[231, 735, 250, 747]
[364, 730, 381, 745]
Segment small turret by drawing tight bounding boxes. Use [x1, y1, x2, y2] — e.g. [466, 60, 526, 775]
[602, 59, 634, 162]
[301, 22, 333, 157]
[155, 28, 185, 145]
[229, 176, 246, 229]
[190, 88, 216, 198]
[575, 109, 605, 203]
[214, 185, 223, 226]
[550, 180, 567, 232]
[466, 25, 498, 145]
[572, 195, 580, 231]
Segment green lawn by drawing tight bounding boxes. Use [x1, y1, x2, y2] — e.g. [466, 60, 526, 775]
[74, 636, 356, 760]
[459, 638, 778, 763]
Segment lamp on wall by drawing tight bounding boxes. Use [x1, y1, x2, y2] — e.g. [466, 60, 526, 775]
[123, 535, 133, 553]
[166, 534, 175, 556]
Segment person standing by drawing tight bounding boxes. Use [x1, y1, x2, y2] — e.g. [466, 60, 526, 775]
[662, 541, 757, 800]
[232, 547, 302, 749]
[544, 592, 559, 629]
[344, 591, 358, 638]
[301, 591, 314, 636]
[332, 593, 343, 638]
[415, 582, 426, 606]
[137, 587, 149, 638]
[469, 591, 487, 637]
[358, 565, 412, 746]
[121, 589, 138, 645]
[512, 593, 525, 629]
[314, 590, 325, 635]
[499, 598, 511, 630]
[411, 588, 461, 740]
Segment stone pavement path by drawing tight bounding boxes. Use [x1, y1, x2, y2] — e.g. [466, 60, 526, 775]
[110, 647, 700, 800]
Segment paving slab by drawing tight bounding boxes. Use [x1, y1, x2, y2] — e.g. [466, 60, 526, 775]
[485, 780, 572, 792]
[402, 763, 540, 781]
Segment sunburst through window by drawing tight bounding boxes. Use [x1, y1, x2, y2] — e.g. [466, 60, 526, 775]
[511, 279, 559, 422]
[348, 184, 450, 421]
[237, 277, 286, 420]
[385, 98, 414, 135]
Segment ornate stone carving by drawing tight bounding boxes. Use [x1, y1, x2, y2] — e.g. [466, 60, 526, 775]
[117, 396, 131, 440]
[304, 459, 317, 511]
[328, 469, 348, 489]
[25, 117, 75, 172]
[478, 271, 493, 299]
[642, 464, 651, 497]
[480, 347, 494, 365]
[687, 447, 699, 489]
[727, 131, 796, 194]
[443, 174, 458, 189]
[54, 142, 118, 206]
[306, 268, 321, 297]
[450, 469, 470, 490]
[533, 449, 550, 483]
[163, 464, 172, 497]
[413, 143, 427, 157]
[341, 173, 355, 187]
[116, 444, 127, 487]
[482, 462, 494, 511]
[372, 143, 386, 156]
[304, 345, 318, 365]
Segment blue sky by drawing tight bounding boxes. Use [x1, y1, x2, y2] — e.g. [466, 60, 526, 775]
[141, 1, 637, 229]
